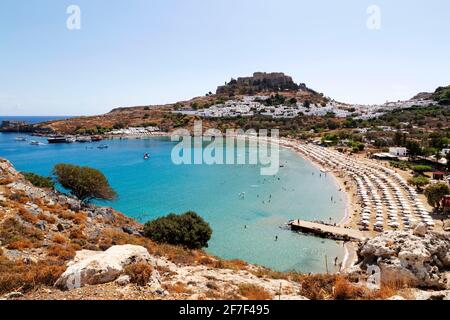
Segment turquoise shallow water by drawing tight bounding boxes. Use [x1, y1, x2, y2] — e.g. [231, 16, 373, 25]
[0, 132, 347, 273]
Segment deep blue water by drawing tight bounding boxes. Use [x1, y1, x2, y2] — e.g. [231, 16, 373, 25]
[0, 132, 347, 273]
[0, 116, 73, 124]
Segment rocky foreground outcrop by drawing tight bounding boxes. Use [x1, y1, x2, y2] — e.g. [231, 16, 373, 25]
[53, 244, 306, 299]
[351, 230, 450, 290]
[55, 245, 155, 289]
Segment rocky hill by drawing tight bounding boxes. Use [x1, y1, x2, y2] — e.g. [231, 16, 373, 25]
[1, 158, 449, 300]
[432, 85, 450, 105]
[217, 72, 303, 95]
[412, 85, 450, 105]
[31, 72, 328, 135]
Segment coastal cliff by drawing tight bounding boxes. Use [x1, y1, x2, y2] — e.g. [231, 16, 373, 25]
[1, 158, 449, 300]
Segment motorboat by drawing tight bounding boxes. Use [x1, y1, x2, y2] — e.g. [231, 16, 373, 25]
[15, 137, 27, 141]
[97, 145, 109, 149]
[48, 136, 74, 144]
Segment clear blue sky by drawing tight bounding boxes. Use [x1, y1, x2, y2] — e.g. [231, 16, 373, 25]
[1, 0, 449, 116]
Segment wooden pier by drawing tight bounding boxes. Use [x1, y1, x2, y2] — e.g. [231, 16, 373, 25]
[289, 220, 367, 241]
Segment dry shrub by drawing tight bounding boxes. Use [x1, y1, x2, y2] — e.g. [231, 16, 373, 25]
[214, 259, 248, 270]
[17, 196, 30, 204]
[299, 274, 338, 300]
[153, 243, 197, 265]
[155, 265, 177, 277]
[124, 262, 153, 286]
[97, 228, 154, 255]
[52, 233, 67, 245]
[69, 227, 86, 240]
[47, 244, 76, 261]
[253, 268, 303, 283]
[333, 276, 366, 300]
[0, 218, 44, 247]
[7, 239, 34, 250]
[37, 212, 56, 224]
[17, 207, 38, 224]
[238, 283, 272, 300]
[0, 247, 3, 256]
[0, 177, 14, 185]
[58, 210, 75, 221]
[362, 281, 402, 300]
[164, 282, 193, 294]
[198, 256, 215, 266]
[73, 212, 87, 225]
[46, 203, 63, 211]
[0, 257, 66, 294]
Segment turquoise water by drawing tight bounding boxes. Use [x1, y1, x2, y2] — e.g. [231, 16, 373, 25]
[0, 132, 347, 273]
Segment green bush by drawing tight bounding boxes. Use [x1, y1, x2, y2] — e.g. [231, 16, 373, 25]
[407, 176, 429, 191]
[53, 164, 117, 203]
[411, 165, 433, 175]
[432, 86, 450, 105]
[424, 183, 450, 208]
[22, 172, 55, 189]
[143, 211, 212, 249]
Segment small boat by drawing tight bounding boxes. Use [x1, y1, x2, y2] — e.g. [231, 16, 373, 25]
[76, 136, 91, 143]
[15, 137, 27, 141]
[48, 136, 74, 144]
[30, 140, 41, 145]
[97, 145, 109, 149]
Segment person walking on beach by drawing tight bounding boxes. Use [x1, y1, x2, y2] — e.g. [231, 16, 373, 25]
[275, 235, 278, 241]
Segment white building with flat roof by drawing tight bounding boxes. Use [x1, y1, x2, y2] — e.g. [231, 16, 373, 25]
[389, 147, 408, 157]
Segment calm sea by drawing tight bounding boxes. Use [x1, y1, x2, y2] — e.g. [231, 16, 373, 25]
[0, 116, 73, 124]
[0, 132, 347, 273]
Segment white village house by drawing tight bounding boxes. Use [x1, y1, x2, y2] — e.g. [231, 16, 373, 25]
[389, 147, 408, 157]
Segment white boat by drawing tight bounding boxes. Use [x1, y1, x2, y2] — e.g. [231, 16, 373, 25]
[76, 136, 92, 143]
[15, 137, 27, 141]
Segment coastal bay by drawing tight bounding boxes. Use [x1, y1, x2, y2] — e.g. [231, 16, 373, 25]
[0, 132, 348, 273]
